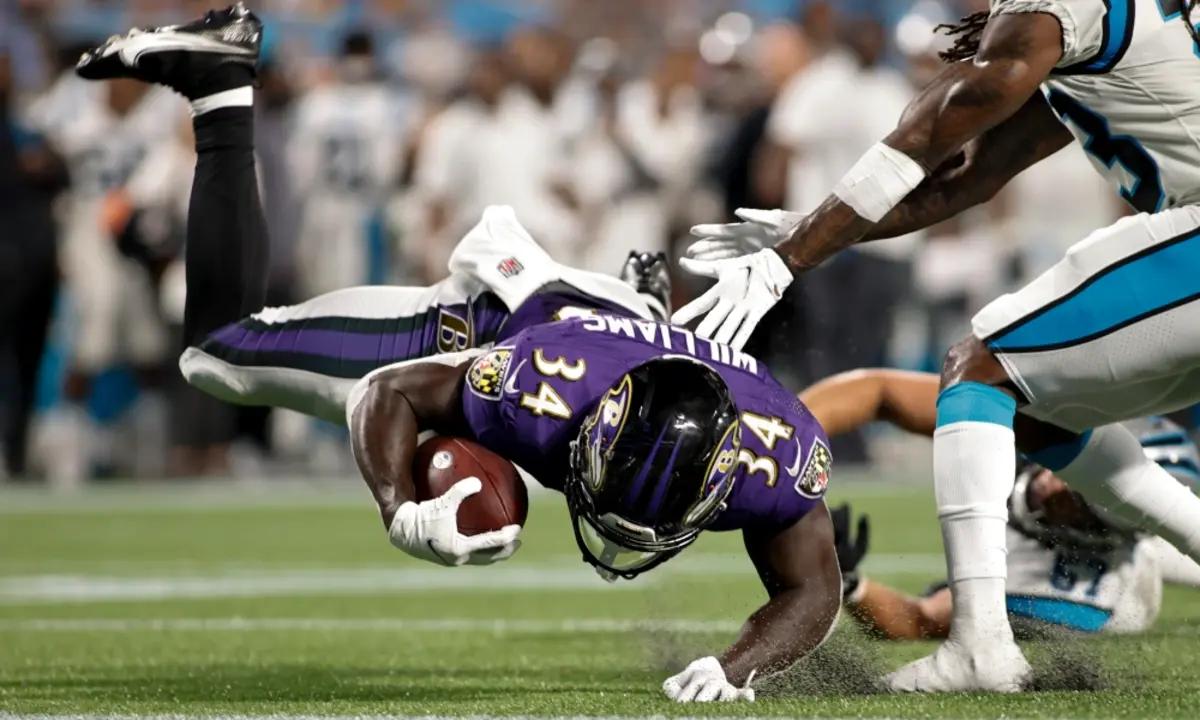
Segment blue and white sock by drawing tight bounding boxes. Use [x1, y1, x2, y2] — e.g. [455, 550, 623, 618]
[934, 382, 1017, 644]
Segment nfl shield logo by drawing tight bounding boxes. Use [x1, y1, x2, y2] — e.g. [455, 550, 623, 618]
[795, 439, 832, 499]
[497, 257, 525, 278]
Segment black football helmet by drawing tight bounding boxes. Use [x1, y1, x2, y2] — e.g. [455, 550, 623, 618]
[565, 358, 740, 581]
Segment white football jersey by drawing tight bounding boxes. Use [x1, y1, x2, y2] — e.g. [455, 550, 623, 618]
[1005, 526, 1163, 633]
[290, 82, 411, 200]
[994, 0, 1200, 210]
[27, 78, 182, 200]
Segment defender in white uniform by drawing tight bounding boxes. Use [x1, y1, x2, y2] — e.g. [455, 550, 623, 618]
[678, 0, 1200, 692]
[290, 32, 413, 296]
[972, 0, 1200, 431]
[798, 371, 1200, 637]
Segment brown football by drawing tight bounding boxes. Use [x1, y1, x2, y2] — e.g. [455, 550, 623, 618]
[412, 436, 529, 534]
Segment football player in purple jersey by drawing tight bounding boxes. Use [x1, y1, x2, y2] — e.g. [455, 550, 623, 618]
[77, 5, 841, 703]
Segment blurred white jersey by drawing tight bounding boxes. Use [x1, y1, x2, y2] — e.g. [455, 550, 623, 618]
[28, 78, 181, 201]
[993, 0, 1200, 211]
[290, 81, 408, 200]
[25, 78, 182, 370]
[290, 81, 411, 295]
[1005, 527, 1162, 633]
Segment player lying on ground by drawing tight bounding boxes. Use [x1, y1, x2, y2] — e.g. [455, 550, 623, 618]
[802, 369, 1200, 639]
[76, 4, 840, 703]
[674, 0, 1200, 692]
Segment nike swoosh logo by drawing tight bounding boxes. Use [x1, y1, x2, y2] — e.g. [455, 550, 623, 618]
[785, 439, 804, 477]
[503, 360, 527, 396]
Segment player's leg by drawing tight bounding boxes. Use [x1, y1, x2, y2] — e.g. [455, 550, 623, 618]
[886, 338, 1031, 693]
[891, 206, 1200, 692]
[981, 207, 1200, 564]
[1031, 423, 1200, 565]
[75, 6, 511, 424]
[180, 281, 508, 423]
[75, 3, 269, 347]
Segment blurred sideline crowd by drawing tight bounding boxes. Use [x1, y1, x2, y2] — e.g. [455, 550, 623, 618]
[0, 0, 1124, 486]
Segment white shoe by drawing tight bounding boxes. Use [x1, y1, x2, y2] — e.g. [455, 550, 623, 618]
[886, 637, 1031, 693]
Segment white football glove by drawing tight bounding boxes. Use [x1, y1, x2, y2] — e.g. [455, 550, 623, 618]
[388, 477, 521, 567]
[662, 656, 756, 703]
[686, 208, 805, 262]
[671, 247, 793, 350]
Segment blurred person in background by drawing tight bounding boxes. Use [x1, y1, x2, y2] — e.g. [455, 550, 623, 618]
[27, 70, 185, 484]
[477, 27, 580, 257]
[412, 46, 510, 282]
[571, 45, 709, 275]
[714, 22, 810, 389]
[413, 27, 581, 269]
[290, 29, 411, 297]
[0, 48, 67, 480]
[755, 4, 919, 463]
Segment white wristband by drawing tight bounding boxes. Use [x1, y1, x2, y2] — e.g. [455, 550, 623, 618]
[833, 142, 926, 222]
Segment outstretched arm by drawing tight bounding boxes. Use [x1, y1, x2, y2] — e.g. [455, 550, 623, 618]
[845, 581, 952, 640]
[864, 92, 1072, 240]
[672, 12, 1066, 348]
[723, 503, 842, 684]
[777, 12, 1065, 270]
[662, 504, 841, 702]
[799, 369, 940, 438]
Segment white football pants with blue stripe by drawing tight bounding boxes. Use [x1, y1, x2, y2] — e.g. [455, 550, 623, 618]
[974, 205, 1200, 431]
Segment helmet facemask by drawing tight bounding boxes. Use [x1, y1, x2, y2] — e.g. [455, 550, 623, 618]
[565, 360, 740, 580]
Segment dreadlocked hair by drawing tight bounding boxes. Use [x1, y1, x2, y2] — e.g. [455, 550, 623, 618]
[935, 10, 990, 63]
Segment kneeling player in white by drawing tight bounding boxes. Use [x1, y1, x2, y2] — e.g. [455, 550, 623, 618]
[677, 0, 1200, 692]
[801, 369, 1200, 639]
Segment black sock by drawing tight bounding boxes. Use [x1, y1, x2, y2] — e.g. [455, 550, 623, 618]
[187, 63, 257, 101]
[182, 105, 268, 348]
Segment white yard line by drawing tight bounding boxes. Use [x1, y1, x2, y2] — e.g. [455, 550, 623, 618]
[0, 554, 945, 580]
[0, 715, 919, 720]
[0, 566, 629, 603]
[0, 553, 945, 604]
[0, 617, 740, 634]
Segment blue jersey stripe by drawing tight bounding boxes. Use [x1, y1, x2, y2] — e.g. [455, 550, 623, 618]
[1006, 594, 1112, 632]
[935, 382, 1016, 427]
[1056, 0, 1136, 74]
[988, 228, 1200, 353]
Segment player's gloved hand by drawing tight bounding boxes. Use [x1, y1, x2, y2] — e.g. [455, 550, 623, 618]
[686, 208, 805, 262]
[388, 477, 522, 567]
[830, 503, 870, 599]
[662, 656, 756, 703]
[671, 247, 793, 350]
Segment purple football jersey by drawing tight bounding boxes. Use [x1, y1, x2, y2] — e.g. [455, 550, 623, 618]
[462, 315, 831, 531]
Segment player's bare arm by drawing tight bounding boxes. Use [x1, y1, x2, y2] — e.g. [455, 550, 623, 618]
[865, 92, 1072, 241]
[719, 502, 842, 685]
[778, 13, 1065, 270]
[349, 361, 470, 526]
[845, 578, 952, 641]
[800, 369, 939, 437]
[674, 13, 1066, 348]
[349, 361, 521, 567]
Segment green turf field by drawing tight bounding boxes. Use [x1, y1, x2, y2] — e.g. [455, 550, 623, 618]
[3, 475, 1200, 719]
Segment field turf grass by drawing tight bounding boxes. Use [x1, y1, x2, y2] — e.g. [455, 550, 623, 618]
[3, 474, 1200, 719]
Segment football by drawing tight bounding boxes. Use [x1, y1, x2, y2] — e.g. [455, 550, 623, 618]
[412, 436, 529, 534]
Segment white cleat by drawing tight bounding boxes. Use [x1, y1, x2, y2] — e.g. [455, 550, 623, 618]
[885, 637, 1031, 693]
